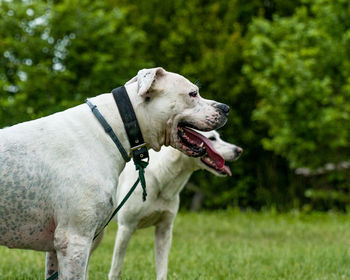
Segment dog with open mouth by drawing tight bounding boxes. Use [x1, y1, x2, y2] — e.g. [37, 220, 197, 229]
[0, 67, 230, 279]
[96, 130, 242, 280]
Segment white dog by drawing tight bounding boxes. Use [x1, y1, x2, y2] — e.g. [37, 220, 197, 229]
[0, 67, 230, 279]
[105, 130, 242, 280]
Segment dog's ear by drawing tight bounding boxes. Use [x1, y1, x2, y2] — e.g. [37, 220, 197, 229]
[126, 67, 165, 97]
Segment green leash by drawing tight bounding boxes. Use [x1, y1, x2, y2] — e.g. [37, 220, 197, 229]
[95, 158, 149, 237]
[135, 159, 148, 202]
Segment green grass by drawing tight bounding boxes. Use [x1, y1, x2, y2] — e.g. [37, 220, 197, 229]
[1, 210, 350, 279]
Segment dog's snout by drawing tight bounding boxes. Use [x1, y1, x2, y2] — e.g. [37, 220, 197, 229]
[216, 103, 230, 116]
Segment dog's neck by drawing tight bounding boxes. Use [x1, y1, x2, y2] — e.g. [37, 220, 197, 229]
[124, 82, 169, 152]
[89, 84, 173, 161]
[89, 89, 165, 161]
[148, 147, 200, 199]
[88, 94, 132, 158]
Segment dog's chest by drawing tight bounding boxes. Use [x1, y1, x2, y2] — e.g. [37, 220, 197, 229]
[136, 210, 168, 228]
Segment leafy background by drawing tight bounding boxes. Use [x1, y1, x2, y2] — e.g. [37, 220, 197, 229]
[1, 0, 349, 211]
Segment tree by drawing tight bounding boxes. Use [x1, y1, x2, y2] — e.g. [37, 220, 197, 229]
[244, 0, 350, 169]
[0, 0, 149, 126]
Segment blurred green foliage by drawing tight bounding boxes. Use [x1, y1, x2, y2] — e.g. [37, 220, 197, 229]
[0, 0, 349, 211]
[244, 0, 350, 210]
[0, 0, 149, 124]
[244, 0, 350, 169]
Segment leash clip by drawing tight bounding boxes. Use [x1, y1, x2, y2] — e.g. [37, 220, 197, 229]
[131, 143, 148, 161]
[130, 142, 147, 152]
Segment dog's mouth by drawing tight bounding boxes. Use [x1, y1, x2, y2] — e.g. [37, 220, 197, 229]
[200, 156, 232, 176]
[199, 140, 232, 177]
[177, 124, 206, 157]
[177, 124, 231, 176]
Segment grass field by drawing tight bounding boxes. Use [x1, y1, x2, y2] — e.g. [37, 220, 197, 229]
[1, 210, 350, 279]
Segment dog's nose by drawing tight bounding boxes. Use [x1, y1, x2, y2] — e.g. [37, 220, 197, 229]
[235, 147, 243, 157]
[216, 103, 230, 116]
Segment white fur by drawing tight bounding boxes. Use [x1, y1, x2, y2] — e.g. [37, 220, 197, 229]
[105, 131, 242, 280]
[0, 67, 229, 280]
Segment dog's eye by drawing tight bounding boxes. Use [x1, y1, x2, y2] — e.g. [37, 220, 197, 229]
[189, 91, 198, 97]
[208, 137, 216, 141]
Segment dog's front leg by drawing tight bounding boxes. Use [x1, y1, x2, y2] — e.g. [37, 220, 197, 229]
[46, 251, 58, 278]
[84, 230, 105, 280]
[108, 225, 135, 280]
[54, 228, 93, 280]
[155, 219, 174, 280]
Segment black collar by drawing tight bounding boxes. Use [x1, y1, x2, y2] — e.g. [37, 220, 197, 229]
[85, 86, 149, 163]
[112, 86, 149, 162]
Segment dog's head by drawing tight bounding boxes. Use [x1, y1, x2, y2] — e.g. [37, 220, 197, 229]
[191, 130, 242, 176]
[125, 67, 229, 157]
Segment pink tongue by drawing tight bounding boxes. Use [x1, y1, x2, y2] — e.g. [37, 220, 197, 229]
[183, 127, 225, 169]
[222, 165, 232, 176]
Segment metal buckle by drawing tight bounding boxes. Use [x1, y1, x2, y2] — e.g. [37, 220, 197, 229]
[130, 143, 147, 152]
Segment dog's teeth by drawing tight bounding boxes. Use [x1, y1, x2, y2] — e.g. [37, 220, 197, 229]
[200, 142, 204, 147]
